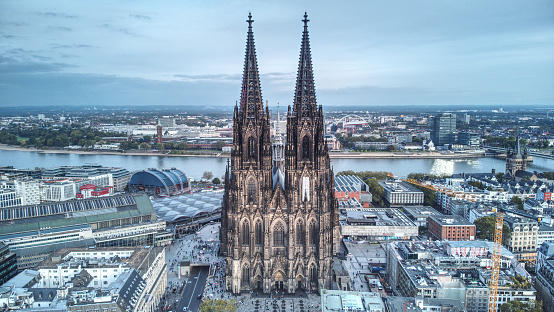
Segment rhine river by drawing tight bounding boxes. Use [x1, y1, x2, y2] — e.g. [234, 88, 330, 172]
[0, 149, 552, 181]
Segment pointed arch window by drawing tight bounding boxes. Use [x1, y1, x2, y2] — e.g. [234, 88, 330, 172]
[242, 266, 250, 285]
[242, 222, 250, 245]
[310, 266, 318, 283]
[273, 223, 285, 247]
[302, 136, 310, 160]
[255, 221, 263, 246]
[248, 137, 256, 158]
[309, 222, 318, 246]
[247, 178, 256, 203]
[296, 222, 305, 245]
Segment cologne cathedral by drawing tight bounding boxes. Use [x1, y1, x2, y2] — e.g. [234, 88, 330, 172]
[220, 13, 339, 294]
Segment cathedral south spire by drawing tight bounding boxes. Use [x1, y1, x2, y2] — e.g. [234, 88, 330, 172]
[240, 13, 264, 118]
[293, 12, 317, 118]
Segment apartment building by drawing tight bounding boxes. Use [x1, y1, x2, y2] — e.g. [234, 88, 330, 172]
[428, 215, 476, 241]
[379, 180, 424, 207]
[503, 215, 539, 262]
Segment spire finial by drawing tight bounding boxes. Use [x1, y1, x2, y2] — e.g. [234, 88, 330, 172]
[303, 12, 309, 28]
[247, 12, 253, 28]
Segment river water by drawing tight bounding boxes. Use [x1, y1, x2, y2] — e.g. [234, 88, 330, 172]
[0, 149, 552, 181]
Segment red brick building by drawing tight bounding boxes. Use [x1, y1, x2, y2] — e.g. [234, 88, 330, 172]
[428, 215, 475, 241]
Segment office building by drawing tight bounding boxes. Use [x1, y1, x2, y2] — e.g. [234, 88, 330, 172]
[339, 208, 418, 241]
[0, 242, 17, 285]
[379, 180, 424, 206]
[0, 194, 168, 269]
[503, 214, 539, 262]
[427, 215, 476, 241]
[430, 113, 456, 146]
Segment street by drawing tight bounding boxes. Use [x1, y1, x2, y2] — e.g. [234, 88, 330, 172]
[178, 266, 209, 312]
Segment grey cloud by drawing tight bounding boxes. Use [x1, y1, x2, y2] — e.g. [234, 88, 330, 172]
[174, 74, 241, 83]
[0, 56, 75, 74]
[51, 44, 96, 49]
[100, 24, 140, 37]
[6, 48, 44, 56]
[1, 22, 26, 27]
[130, 14, 152, 20]
[47, 26, 72, 32]
[36, 12, 77, 19]
[30, 55, 52, 62]
[0, 72, 238, 107]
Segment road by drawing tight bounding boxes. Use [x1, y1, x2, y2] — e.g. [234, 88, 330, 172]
[178, 266, 209, 312]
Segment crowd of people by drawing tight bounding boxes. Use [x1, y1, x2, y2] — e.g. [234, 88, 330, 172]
[158, 223, 323, 312]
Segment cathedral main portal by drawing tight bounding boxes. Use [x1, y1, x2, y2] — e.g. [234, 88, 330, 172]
[274, 272, 285, 291]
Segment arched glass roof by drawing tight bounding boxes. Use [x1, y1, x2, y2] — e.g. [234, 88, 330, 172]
[150, 190, 223, 222]
[129, 168, 188, 188]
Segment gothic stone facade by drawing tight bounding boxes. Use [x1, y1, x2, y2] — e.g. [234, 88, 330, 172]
[220, 13, 339, 294]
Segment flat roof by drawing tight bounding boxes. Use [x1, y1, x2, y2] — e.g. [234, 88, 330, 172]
[428, 215, 474, 226]
[402, 206, 443, 218]
[345, 208, 416, 227]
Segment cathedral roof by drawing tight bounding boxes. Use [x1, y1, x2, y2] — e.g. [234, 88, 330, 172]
[272, 166, 285, 190]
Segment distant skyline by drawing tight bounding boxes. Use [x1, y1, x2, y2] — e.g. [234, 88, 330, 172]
[1, 0, 553, 108]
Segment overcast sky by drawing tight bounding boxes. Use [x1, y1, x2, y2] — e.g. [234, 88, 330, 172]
[1, 0, 553, 109]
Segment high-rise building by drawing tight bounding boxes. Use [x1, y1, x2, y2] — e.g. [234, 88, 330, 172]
[0, 242, 17, 285]
[430, 113, 456, 146]
[158, 117, 176, 128]
[220, 13, 338, 294]
[463, 113, 471, 124]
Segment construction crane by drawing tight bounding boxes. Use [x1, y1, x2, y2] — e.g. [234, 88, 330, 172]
[488, 210, 504, 312]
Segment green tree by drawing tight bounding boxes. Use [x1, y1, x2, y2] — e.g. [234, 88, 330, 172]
[178, 142, 189, 150]
[407, 173, 452, 180]
[139, 143, 149, 150]
[215, 141, 226, 150]
[388, 145, 396, 151]
[212, 177, 221, 185]
[500, 299, 542, 312]
[468, 181, 485, 190]
[199, 299, 237, 312]
[142, 135, 152, 143]
[474, 215, 511, 244]
[28, 136, 37, 146]
[519, 138, 528, 147]
[495, 172, 504, 183]
[156, 143, 165, 151]
[366, 178, 385, 207]
[511, 196, 524, 210]
[203, 171, 213, 181]
[412, 136, 423, 143]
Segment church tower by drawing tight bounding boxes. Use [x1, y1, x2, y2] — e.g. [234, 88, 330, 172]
[505, 136, 528, 179]
[221, 13, 337, 295]
[220, 13, 272, 294]
[284, 12, 338, 291]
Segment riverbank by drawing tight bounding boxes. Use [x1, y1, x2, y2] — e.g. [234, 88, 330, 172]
[0, 144, 485, 159]
[329, 151, 483, 159]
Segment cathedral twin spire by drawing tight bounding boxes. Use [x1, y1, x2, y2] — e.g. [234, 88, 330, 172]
[239, 13, 264, 119]
[239, 12, 318, 120]
[294, 13, 318, 118]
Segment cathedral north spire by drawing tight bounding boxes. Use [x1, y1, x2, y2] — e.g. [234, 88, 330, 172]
[293, 12, 317, 118]
[240, 12, 264, 118]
